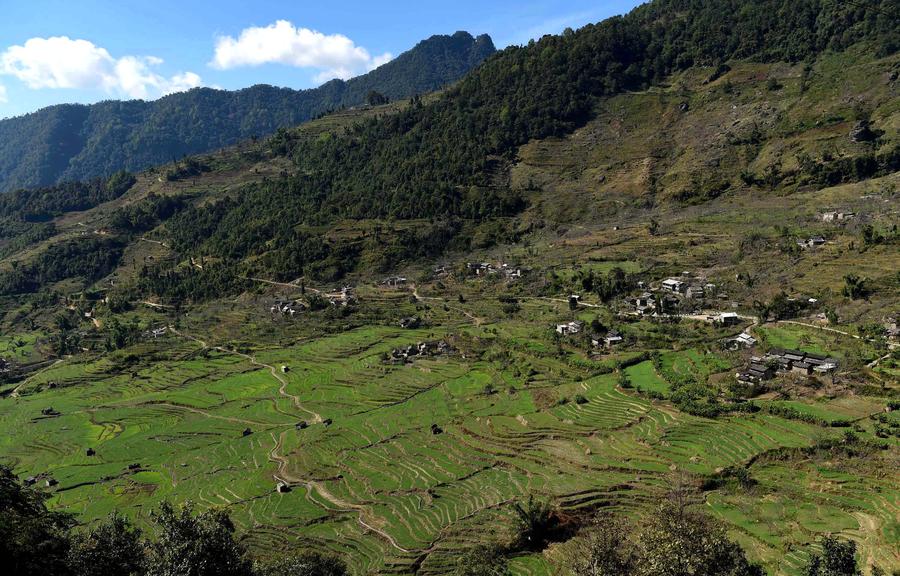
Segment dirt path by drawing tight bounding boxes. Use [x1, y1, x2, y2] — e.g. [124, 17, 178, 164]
[140, 237, 169, 248]
[245, 276, 321, 294]
[171, 327, 412, 554]
[168, 327, 320, 423]
[138, 301, 174, 310]
[9, 358, 65, 398]
[526, 296, 603, 309]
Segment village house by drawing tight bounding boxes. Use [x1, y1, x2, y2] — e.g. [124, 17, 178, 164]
[797, 236, 826, 249]
[635, 292, 656, 314]
[399, 317, 422, 329]
[498, 263, 523, 279]
[822, 211, 856, 222]
[685, 285, 705, 300]
[147, 326, 168, 339]
[661, 278, 686, 293]
[389, 340, 452, 362]
[556, 320, 585, 335]
[715, 312, 741, 327]
[604, 330, 624, 347]
[725, 332, 757, 350]
[737, 357, 776, 384]
[884, 316, 899, 340]
[326, 286, 356, 307]
[467, 262, 494, 276]
[382, 276, 408, 287]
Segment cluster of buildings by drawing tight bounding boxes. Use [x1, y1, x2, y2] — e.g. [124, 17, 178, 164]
[466, 262, 524, 280]
[0, 357, 10, 374]
[324, 286, 356, 307]
[555, 320, 624, 348]
[388, 340, 452, 362]
[737, 349, 838, 384]
[269, 287, 356, 317]
[623, 273, 727, 317]
[660, 275, 718, 299]
[270, 299, 306, 317]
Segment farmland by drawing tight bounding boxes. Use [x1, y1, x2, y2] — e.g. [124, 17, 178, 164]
[2, 281, 897, 574]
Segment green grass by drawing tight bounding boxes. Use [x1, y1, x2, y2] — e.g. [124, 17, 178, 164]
[626, 360, 671, 396]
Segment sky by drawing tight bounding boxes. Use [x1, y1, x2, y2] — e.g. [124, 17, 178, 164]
[0, 0, 644, 119]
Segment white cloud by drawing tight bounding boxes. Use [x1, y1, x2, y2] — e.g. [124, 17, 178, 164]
[0, 36, 202, 99]
[0, 84, 7, 104]
[211, 20, 392, 81]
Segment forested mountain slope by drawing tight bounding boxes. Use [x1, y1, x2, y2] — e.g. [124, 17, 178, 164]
[0, 31, 495, 193]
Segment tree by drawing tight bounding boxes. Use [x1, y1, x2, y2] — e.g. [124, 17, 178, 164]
[0, 465, 73, 576]
[453, 545, 510, 576]
[366, 90, 389, 106]
[67, 513, 145, 576]
[145, 502, 252, 576]
[570, 516, 635, 576]
[255, 552, 347, 576]
[842, 275, 870, 300]
[511, 495, 558, 550]
[648, 219, 660, 236]
[635, 502, 763, 576]
[805, 536, 861, 576]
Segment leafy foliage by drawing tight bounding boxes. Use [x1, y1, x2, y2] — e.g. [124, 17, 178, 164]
[0, 465, 74, 576]
[67, 514, 145, 576]
[570, 502, 763, 576]
[145, 502, 253, 576]
[254, 553, 348, 576]
[805, 536, 861, 576]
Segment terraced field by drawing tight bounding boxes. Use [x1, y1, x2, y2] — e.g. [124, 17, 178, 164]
[3, 304, 896, 575]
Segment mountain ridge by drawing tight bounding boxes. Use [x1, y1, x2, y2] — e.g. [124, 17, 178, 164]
[0, 31, 496, 193]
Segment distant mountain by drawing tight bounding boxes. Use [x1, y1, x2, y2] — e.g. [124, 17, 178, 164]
[0, 31, 495, 193]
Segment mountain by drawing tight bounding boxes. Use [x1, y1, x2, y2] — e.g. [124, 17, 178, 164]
[0, 31, 495, 193]
[0, 2, 898, 574]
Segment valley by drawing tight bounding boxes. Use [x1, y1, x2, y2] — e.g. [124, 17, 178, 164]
[0, 1, 898, 575]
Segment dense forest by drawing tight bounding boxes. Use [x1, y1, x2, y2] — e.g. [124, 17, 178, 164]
[0, 32, 496, 192]
[0, 171, 136, 261]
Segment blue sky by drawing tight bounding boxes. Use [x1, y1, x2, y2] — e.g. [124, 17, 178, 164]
[0, 0, 644, 119]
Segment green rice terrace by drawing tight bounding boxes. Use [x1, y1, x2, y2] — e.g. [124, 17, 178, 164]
[1, 277, 897, 574]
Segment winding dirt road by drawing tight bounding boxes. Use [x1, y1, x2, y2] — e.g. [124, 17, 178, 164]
[170, 327, 410, 553]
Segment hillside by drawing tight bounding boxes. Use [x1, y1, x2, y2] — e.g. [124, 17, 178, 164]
[0, 31, 495, 193]
[0, 1, 898, 575]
